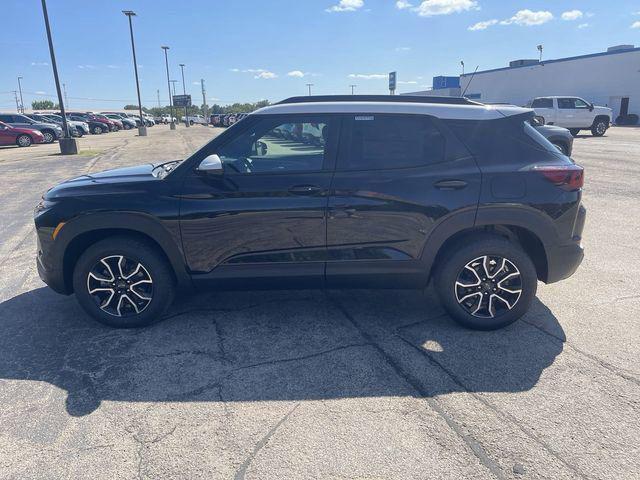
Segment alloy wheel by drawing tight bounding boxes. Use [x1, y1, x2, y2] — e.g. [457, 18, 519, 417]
[596, 122, 606, 135]
[17, 135, 31, 147]
[86, 255, 153, 317]
[454, 255, 523, 319]
[43, 132, 54, 143]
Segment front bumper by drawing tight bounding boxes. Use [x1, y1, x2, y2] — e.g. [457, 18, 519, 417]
[36, 232, 70, 294]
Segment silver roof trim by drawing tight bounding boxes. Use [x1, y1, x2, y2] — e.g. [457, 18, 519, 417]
[253, 102, 531, 120]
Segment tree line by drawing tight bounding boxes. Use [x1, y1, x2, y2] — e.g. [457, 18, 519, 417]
[124, 100, 270, 117]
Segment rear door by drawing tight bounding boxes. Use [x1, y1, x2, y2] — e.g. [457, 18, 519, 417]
[531, 97, 555, 124]
[326, 113, 481, 287]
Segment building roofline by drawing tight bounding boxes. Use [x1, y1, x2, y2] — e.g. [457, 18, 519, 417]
[460, 46, 640, 78]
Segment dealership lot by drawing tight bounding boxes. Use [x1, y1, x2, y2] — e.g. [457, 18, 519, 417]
[0, 126, 638, 479]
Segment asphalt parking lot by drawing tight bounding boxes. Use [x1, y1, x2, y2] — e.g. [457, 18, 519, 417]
[0, 125, 638, 479]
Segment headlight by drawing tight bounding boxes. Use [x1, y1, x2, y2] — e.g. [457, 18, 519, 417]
[34, 198, 57, 215]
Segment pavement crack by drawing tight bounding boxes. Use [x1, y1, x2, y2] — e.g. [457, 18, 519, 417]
[234, 403, 299, 480]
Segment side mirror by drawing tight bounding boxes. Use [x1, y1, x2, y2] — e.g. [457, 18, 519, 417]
[197, 154, 223, 174]
[589, 104, 594, 112]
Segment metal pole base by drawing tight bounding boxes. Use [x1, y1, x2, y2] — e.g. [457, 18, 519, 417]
[59, 138, 78, 155]
[169, 122, 176, 130]
[138, 126, 148, 137]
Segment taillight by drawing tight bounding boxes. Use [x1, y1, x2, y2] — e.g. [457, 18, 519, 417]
[533, 164, 584, 191]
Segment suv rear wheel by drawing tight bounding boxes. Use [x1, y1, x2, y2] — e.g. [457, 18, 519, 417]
[434, 235, 537, 330]
[73, 236, 175, 328]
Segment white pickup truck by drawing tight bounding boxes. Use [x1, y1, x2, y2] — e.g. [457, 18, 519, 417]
[530, 96, 612, 137]
[181, 115, 207, 126]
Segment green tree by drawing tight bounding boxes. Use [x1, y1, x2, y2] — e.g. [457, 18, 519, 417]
[31, 99, 59, 110]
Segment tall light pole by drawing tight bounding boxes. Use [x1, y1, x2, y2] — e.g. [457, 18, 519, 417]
[123, 10, 147, 136]
[161, 46, 175, 130]
[63, 82, 69, 109]
[201, 79, 207, 124]
[170, 80, 177, 97]
[460, 60, 465, 76]
[537, 44, 543, 63]
[13, 91, 20, 111]
[40, 0, 77, 154]
[179, 63, 189, 127]
[306, 83, 314, 96]
[349, 84, 357, 95]
[17, 77, 24, 113]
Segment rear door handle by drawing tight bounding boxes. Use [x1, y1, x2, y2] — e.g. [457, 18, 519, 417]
[434, 179, 468, 190]
[289, 184, 323, 195]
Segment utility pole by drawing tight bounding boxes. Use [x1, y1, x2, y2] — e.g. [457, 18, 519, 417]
[170, 80, 177, 98]
[201, 79, 207, 124]
[306, 83, 313, 96]
[123, 10, 147, 136]
[157, 89, 161, 108]
[349, 84, 357, 95]
[179, 63, 189, 127]
[13, 91, 20, 111]
[161, 46, 176, 130]
[460, 60, 465, 76]
[537, 44, 543, 63]
[17, 77, 24, 113]
[63, 83, 69, 109]
[40, 0, 77, 154]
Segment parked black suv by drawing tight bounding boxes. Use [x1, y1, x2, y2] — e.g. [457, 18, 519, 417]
[35, 96, 585, 330]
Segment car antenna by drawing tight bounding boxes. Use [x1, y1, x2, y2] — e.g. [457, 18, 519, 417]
[461, 65, 479, 98]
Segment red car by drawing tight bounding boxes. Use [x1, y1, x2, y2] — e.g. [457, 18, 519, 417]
[93, 114, 122, 131]
[0, 121, 46, 147]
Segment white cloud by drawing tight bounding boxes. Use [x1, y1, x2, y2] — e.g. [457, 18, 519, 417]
[396, 1, 412, 9]
[398, 80, 418, 84]
[561, 10, 583, 21]
[77, 64, 97, 69]
[412, 0, 478, 17]
[230, 68, 240, 72]
[31, 61, 49, 66]
[254, 71, 277, 79]
[395, 46, 412, 51]
[348, 73, 387, 79]
[34, 91, 46, 95]
[577, 23, 590, 29]
[632, 21, 640, 29]
[326, 0, 364, 13]
[192, 81, 201, 85]
[500, 9, 553, 26]
[287, 70, 306, 78]
[468, 19, 498, 30]
[107, 64, 119, 69]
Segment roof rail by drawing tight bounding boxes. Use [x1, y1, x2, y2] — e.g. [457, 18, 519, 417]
[277, 95, 482, 106]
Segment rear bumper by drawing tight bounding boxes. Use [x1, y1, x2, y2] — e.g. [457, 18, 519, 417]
[545, 242, 584, 283]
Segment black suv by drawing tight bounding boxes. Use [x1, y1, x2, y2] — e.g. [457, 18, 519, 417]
[35, 96, 585, 330]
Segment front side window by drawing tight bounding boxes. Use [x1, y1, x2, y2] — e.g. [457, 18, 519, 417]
[558, 98, 576, 109]
[341, 115, 445, 171]
[574, 98, 590, 109]
[217, 116, 332, 174]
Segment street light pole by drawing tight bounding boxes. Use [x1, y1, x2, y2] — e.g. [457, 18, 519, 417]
[170, 80, 177, 98]
[40, 0, 77, 154]
[161, 46, 176, 130]
[306, 83, 313, 96]
[349, 84, 357, 95]
[179, 63, 189, 127]
[17, 77, 24, 113]
[123, 10, 147, 136]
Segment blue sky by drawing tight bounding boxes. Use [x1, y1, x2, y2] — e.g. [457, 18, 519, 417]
[1, 0, 639, 110]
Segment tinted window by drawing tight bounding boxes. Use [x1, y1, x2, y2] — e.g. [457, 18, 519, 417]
[341, 115, 445, 171]
[0, 115, 11, 122]
[558, 98, 576, 109]
[532, 98, 553, 108]
[574, 98, 589, 109]
[217, 116, 333, 174]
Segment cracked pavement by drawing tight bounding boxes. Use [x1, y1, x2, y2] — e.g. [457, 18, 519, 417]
[0, 126, 638, 479]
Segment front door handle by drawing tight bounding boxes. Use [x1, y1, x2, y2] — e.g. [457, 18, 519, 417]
[434, 179, 468, 190]
[289, 184, 323, 195]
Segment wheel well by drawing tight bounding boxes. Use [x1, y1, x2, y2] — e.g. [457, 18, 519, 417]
[593, 115, 609, 125]
[431, 225, 548, 282]
[62, 229, 176, 293]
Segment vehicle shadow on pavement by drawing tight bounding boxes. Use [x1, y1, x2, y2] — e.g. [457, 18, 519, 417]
[0, 286, 564, 417]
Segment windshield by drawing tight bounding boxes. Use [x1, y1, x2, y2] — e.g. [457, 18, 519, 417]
[524, 121, 563, 154]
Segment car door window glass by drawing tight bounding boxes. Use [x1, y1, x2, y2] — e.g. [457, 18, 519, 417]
[558, 98, 576, 109]
[532, 98, 553, 108]
[574, 99, 589, 109]
[217, 118, 330, 174]
[341, 115, 445, 171]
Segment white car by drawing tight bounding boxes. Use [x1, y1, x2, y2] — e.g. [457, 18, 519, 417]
[181, 115, 207, 126]
[530, 96, 612, 137]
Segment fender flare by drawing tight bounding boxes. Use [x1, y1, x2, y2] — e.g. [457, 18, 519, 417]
[54, 211, 191, 291]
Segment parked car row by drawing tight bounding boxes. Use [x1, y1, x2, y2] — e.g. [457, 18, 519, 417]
[209, 113, 249, 127]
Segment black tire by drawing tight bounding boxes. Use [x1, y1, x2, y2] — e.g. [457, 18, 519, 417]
[189, 120, 194, 126]
[124, 123, 132, 130]
[569, 129, 580, 137]
[92, 125, 103, 134]
[434, 235, 537, 330]
[16, 134, 32, 147]
[591, 118, 608, 137]
[73, 236, 175, 328]
[41, 130, 55, 144]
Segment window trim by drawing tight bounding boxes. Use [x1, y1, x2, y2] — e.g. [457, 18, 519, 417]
[337, 113, 450, 173]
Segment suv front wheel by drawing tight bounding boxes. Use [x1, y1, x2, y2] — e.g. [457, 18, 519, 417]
[73, 236, 175, 328]
[434, 235, 537, 330]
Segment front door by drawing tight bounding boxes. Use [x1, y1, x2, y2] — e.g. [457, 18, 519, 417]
[326, 113, 481, 288]
[179, 114, 339, 288]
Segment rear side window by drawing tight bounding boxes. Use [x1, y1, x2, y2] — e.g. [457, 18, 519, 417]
[340, 115, 446, 171]
[532, 98, 553, 108]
